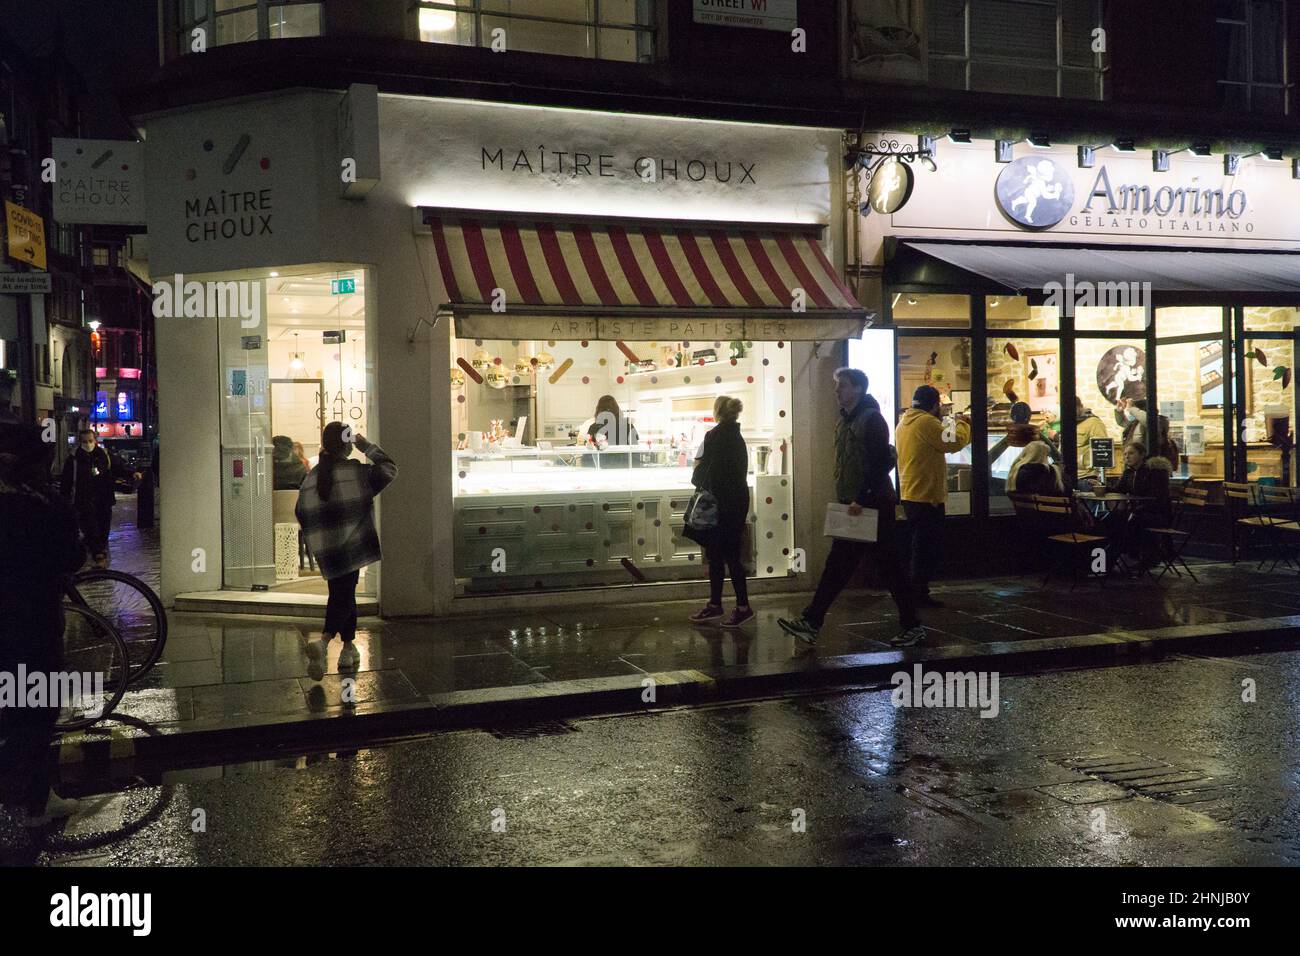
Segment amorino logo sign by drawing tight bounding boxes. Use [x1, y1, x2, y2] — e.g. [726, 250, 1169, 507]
[996, 157, 1252, 235]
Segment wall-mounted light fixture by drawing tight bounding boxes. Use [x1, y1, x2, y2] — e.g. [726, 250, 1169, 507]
[1077, 145, 1098, 168]
[918, 134, 937, 160]
[1292, 158, 1300, 180]
[1110, 139, 1136, 153]
[995, 139, 1016, 163]
[1153, 150, 1171, 172]
[1225, 153, 1241, 176]
[1027, 133, 1051, 148]
[1189, 143, 1213, 157]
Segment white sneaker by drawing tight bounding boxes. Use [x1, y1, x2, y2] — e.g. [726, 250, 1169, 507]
[305, 639, 328, 682]
[21, 791, 81, 827]
[337, 642, 361, 672]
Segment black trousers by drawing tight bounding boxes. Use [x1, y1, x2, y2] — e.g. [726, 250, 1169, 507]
[77, 501, 112, 557]
[0, 642, 60, 812]
[803, 509, 918, 630]
[324, 569, 361, 642]
[902, 500, 946, 596]
[704, 535, 748, 606]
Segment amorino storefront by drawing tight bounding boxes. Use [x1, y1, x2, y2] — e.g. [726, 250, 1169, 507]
[851, 132, 1300, 565]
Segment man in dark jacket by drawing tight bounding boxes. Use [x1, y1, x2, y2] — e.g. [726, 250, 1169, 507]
[778, 367, 923, 647]
[1, 423, 86, 825]
[60, 428, 115, 568]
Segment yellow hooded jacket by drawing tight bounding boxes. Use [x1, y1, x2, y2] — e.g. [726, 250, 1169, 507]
[896, 408, 972, 505]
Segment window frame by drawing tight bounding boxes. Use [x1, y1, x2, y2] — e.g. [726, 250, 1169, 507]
[1215, 0, 1290, 115]
[925, 0, 1107, 100]
[411, 1, 658, 63]
[175, 0, 322, 51]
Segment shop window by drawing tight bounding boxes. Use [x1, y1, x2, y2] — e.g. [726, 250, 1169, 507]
[925, 0, 1105, 100]
[415, 1, 657, 62]
[1075, 337, 1142, 474]
[986, 295, 1058, 330]
[451, 336, 793, 592]
[1242, 336, 1296, 485]
[1074, 304, 1146, 332]
[987, 337, 1061, 512]
[1155, 305, 1223, 337]
[1157, 339, 1226, 481]
[892, 293, 970, 328]
[1245, 305, 1300, 332]
[897, 335, 975, 515]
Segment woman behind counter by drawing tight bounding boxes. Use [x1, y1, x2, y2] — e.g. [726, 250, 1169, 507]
[584, 394, 640, 468]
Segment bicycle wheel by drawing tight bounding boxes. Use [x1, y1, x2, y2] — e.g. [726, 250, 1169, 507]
[69, 569, 167, 683]
[53, 604, 131, 732]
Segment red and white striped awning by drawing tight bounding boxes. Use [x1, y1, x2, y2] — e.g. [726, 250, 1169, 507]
[421, 208, 866, 339]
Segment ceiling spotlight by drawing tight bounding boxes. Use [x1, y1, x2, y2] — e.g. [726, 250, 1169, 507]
[1077, 145, 1097, 168]
[1190, 143, 1213, 157]
[995, 139, 1015, 163]
[947, 129, 972, 144]
[1111, 139, 1136, 153]
[1262, 147, 1284, 162]
[906, 296, 918, 306]
[990, 298, 1001, 308]
[1028, 133, 1051, 149]
[269, 271, 279, 278]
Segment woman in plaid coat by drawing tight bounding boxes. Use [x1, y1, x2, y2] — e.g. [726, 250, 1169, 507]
[296, 421, 397, 677]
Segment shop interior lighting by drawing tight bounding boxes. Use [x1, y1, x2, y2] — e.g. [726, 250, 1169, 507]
[1027, 133, 1051, 148]
[419, 7, 457, 34]
[946, 129, 972, 144]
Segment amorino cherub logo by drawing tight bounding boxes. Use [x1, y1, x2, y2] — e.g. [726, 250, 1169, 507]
[995, 156, 1075, 229]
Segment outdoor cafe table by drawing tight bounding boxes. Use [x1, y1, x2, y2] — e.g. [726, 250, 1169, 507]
[1072, 492, 1156, 575]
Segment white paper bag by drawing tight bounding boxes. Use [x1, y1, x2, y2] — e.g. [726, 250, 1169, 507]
[824, 503, 879, 542]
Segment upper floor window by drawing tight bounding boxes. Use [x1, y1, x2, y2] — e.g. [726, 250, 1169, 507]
[175, 0, 322, 52]
[92, 246, 109, 267]
[413, 1, 657, 63]
[925, 0, 1105, 99]
[1216, 0, 1289, 114]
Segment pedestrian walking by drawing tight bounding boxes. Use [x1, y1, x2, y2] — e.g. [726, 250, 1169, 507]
[778, 368, 924, 647]
[0, 423, 86, 826]
[684, 395, 753, 628]
[59, 428, 115, 569]
[895, 385, 972, 606]
[295, 422, 397, 678]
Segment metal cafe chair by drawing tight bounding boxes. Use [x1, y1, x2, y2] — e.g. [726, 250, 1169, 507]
[1143, 484, 1209, 582]
[1223, 481, 1287, 566]
[1032, 495, 1109, 590]
[1260, 484, 1300, 573]
[1008, 492, 1043, 569]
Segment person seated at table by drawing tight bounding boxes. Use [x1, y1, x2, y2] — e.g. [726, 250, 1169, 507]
[1114, 442, 1174, 567]
[1007, 440, 1065, 496]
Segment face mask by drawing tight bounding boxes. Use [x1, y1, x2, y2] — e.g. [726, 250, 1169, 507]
[1124, 408, 1137, 422]
[80, 441, 94, 452]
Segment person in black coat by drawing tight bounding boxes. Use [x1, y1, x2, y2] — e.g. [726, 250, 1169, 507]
[272, 434, 308, 489]
[60, 428, 115, 568]
[0, 423, 86, 825]
[686, 396, 753, 628]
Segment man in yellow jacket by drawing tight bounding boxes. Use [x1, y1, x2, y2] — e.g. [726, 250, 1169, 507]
[895, 385, 971, 607]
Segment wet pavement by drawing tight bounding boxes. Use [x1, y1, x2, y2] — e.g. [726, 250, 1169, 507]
[65, 497, 1300, 748]
[11, 648, 1300, 866]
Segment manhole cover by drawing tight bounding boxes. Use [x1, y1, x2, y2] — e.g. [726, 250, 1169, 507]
[488, 720, 579, 739]
[1040, 751, 1238, 820]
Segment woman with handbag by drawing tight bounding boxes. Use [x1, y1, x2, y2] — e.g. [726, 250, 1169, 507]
[684, 396, 753, 627]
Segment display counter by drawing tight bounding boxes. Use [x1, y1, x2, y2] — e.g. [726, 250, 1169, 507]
[452, 445, 793, 589]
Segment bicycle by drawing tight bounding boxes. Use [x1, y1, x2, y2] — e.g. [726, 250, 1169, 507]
[52, 602, 132, 732]
[64, 569, 167, 684]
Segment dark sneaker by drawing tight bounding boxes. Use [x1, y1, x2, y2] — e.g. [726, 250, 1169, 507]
[720, 606, 755, 628]
[778, 616, 820, 644]
[689, 604, 724, 624]
[890, 625, 926, 647]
